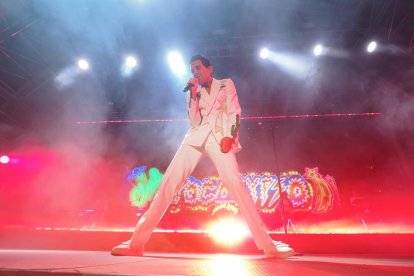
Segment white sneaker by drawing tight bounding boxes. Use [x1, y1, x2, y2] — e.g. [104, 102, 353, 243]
[264, 240, 296, 258]
[111, 240, 144, 256]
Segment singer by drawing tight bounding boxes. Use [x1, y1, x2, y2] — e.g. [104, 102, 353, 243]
[111, 54, 295, 258]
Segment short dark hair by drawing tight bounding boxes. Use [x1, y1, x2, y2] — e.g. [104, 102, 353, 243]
[190, 54, 211, 67]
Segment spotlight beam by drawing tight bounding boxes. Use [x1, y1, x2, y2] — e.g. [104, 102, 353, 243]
[167, 51, 186, 76]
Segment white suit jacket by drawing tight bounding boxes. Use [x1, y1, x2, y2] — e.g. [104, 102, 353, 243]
[182, 78, 242, 153]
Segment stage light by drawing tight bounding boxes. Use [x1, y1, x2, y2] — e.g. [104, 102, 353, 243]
[367, 41, 377, 53]
[167, 51, 187, 76]
[126, 56, 137, 68]
[259, 48, 270, 59]
[313, 44, 323, 56]
[121, 55, 139, 77]
[0, 155, 10, 164]
[208, 219, 249, 246]
[77, 59, 90, 70]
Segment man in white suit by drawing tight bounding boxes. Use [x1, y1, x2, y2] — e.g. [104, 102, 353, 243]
[111, 55, 295, 258]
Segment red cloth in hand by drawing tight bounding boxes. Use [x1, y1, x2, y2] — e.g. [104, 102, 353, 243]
[220, 137, 234, 153]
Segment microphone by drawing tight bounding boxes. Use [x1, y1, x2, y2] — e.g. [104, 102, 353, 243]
[183, 83, 194, 92]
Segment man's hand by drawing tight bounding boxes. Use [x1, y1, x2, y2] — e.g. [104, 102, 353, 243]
[187, 78, 199, 99]
[220, 137, 234, 153]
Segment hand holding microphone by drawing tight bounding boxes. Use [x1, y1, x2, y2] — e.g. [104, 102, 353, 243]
[183, 78, 199, 99]
[183, 83, 194, 92]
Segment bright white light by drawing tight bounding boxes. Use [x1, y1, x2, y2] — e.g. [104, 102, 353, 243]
[77, 59, 90, 70]
[121, 56, 139, 77]
[126, 56, 137, 68]
[267, 52, 313, 79]
[208, 219, 249, 246]
[367, 41, 377, 53]
[313, 44, 323, 56]
[259, 48, 270, 59]
[167, 51, 187, 76]
[0, 155, 10, 164]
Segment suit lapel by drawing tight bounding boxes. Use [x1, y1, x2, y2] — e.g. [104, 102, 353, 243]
[206, 78, 220, 115]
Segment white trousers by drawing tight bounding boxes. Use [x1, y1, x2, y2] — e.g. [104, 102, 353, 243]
[130, 133, 273, 250]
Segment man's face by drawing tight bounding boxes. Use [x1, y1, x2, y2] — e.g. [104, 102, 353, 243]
[191, 59, 213, 86]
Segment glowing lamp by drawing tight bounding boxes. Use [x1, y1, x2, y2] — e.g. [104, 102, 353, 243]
[0, 155, 10, 164]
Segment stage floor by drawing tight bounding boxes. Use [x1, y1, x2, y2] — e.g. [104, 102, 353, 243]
[1, 250, 414, 276]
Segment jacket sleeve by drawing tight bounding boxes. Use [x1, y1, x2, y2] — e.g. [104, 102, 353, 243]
[187, 91, 202, 127]
[224, 79, 241, 140]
